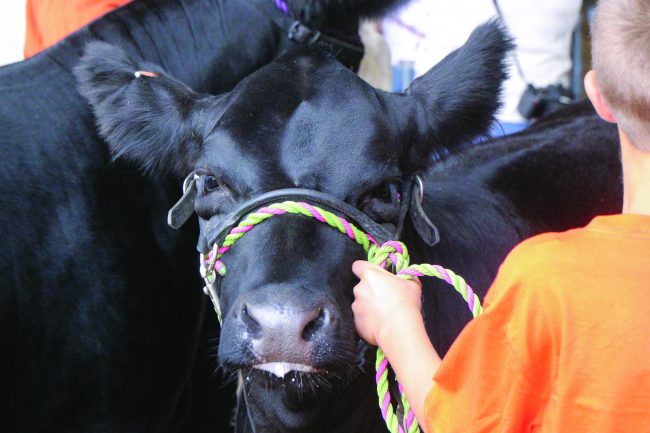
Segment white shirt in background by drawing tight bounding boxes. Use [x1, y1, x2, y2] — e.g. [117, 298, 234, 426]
[382, 0, 582, 124]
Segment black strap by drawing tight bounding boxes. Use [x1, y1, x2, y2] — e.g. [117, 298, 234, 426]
[197, 187, 400, 253]
[252, 0, 365, 72]
[167, 172, 197, 229]
[409, 192, 440, 246]
[169, 175, 441, 249]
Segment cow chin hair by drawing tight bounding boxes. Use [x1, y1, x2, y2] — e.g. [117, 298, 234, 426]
[237, 366, 363, 402]
[214, 338, 368, 387]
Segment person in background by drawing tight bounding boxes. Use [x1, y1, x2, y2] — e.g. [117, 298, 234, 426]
[24, 0, 131, 58]
[353, 0, 650, 431]
[382, 0, 582, 136]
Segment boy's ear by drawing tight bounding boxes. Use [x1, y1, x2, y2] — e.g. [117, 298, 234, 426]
[584, 70, 617, 124]
[392, 20, 513, 172]
[75, 41, 221, 177]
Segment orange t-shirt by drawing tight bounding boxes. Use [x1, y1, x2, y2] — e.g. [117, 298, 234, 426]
[24, 0, 132, 58]
[425, 214, 650, 433]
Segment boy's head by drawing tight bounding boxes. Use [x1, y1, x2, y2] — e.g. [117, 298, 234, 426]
[586, 0, 650, 151]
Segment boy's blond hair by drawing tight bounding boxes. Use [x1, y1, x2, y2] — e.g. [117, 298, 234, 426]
[592, 0, 650, 150]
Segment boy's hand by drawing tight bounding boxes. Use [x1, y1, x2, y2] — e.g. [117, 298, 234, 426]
[351, 260, 423, 346]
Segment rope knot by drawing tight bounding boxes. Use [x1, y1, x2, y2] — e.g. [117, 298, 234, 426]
[201, 244, 227, 283]
[195, 200, 482, 433]
[369, 241, 410, 274]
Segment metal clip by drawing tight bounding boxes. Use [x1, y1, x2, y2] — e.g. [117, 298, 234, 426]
[167, 172, 199, 229]
[409, 175, 440, 246]
[203, 282, 222, 324]
[415, 175, 425, 204]
[288, 21, 321, 45]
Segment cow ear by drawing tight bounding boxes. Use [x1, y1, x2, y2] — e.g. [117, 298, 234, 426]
[401, 20, 513, 171]
[75, 42, 220, 177]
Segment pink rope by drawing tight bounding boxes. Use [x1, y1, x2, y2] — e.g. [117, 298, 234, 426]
[434, 265, 453, 285]
[340, 217, 356, 240]
[197, 200, 482, 433]
[406, 410, 415, 429]
[376, 358, 388, 383]
[258, 207, 287, 215]
[298, 202, 327, 223]
[467, 287, 475, 311]
[398, 268, 421, 277]
[231, 225, 254, 234]
[384, 241, 404, 253]
[381, 393, 391, 418]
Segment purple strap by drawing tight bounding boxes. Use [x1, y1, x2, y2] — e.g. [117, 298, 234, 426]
[274, 0, 289, 15]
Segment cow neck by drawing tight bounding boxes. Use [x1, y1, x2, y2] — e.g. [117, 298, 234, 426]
[49, 0, 288, 95]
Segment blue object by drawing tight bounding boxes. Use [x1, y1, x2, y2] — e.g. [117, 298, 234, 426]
[391, 61, 416, 92]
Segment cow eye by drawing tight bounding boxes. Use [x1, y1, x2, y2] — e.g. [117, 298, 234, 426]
[203, 175, 222, 193]
[194, 174, 234, 219]
[359, 180, 401, 223]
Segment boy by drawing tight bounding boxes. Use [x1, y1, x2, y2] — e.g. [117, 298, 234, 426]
[352, 1, 650, 431]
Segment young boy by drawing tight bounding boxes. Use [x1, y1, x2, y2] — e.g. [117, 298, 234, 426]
[352, 1, 650, 431]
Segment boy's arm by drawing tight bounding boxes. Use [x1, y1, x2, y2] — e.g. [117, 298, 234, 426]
[352, 261, 441, 431]
[354, 239, 557, 433]
[377, 311, 441, 432]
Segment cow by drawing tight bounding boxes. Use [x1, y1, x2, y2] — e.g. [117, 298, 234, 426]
[75, 20, 622, 433]
[0, 0, 407, 432]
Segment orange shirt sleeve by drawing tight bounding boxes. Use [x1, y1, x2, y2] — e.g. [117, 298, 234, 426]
[24, 0, 132, 58]
[424, 237, 560, 433]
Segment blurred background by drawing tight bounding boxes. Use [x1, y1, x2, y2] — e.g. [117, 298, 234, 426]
[0, 0, 596, 135]
[0, 0, 27, 66]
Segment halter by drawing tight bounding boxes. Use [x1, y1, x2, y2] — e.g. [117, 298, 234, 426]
[267, 0, 366, 71]
[167, 174, 478, 433]
[168, 175, 433, 320]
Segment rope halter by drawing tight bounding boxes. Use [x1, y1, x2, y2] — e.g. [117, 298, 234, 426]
[197, 199, 483, 433]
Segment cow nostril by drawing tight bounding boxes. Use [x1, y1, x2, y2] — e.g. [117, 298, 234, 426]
[241, 304, 262, 336]
[301, 307, 329, 342]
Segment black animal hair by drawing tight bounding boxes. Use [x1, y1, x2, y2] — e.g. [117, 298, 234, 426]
[404, 20, 514, 171]
[285, 0, 411, 26]
[75, 41, 218, 176]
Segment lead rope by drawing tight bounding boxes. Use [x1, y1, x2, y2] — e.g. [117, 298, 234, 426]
[200, 201, 483, 433]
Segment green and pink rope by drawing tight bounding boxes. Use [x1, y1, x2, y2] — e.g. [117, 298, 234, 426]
[200, 200, 483, 433]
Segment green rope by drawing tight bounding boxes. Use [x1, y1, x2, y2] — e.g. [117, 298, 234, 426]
[200, 201, 483, 433]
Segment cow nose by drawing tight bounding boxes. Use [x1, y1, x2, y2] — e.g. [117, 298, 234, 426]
[240, 301, 335, 361]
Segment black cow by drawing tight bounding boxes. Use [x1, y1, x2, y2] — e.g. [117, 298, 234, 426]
[0, 1, 406, 432]
[76, 20, 622, 433]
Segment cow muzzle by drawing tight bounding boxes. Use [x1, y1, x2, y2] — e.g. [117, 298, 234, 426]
[231, 283, 338, 377]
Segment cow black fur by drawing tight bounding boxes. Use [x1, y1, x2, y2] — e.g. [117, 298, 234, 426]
[0, 1, 404, 432]
[75, 17, 623, 433]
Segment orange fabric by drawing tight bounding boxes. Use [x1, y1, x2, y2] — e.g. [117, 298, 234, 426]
[24, 0, 132, 58]
[424, 214, 650, 433]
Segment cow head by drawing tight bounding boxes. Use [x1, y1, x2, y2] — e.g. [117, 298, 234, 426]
[76, 21, 510, 428]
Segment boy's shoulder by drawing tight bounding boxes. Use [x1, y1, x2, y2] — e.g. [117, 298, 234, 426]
[494, 224, 600, 292]
[505, 227, 582, 270]
[506, 214, 650, 272]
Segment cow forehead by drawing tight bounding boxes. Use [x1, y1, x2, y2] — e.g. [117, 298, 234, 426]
[203, 52, 403, 192]
[217, 47, 389, 136]
[200, 126, 400, 197]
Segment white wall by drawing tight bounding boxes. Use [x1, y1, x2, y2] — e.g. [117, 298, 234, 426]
[0, 0, 27, 66]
